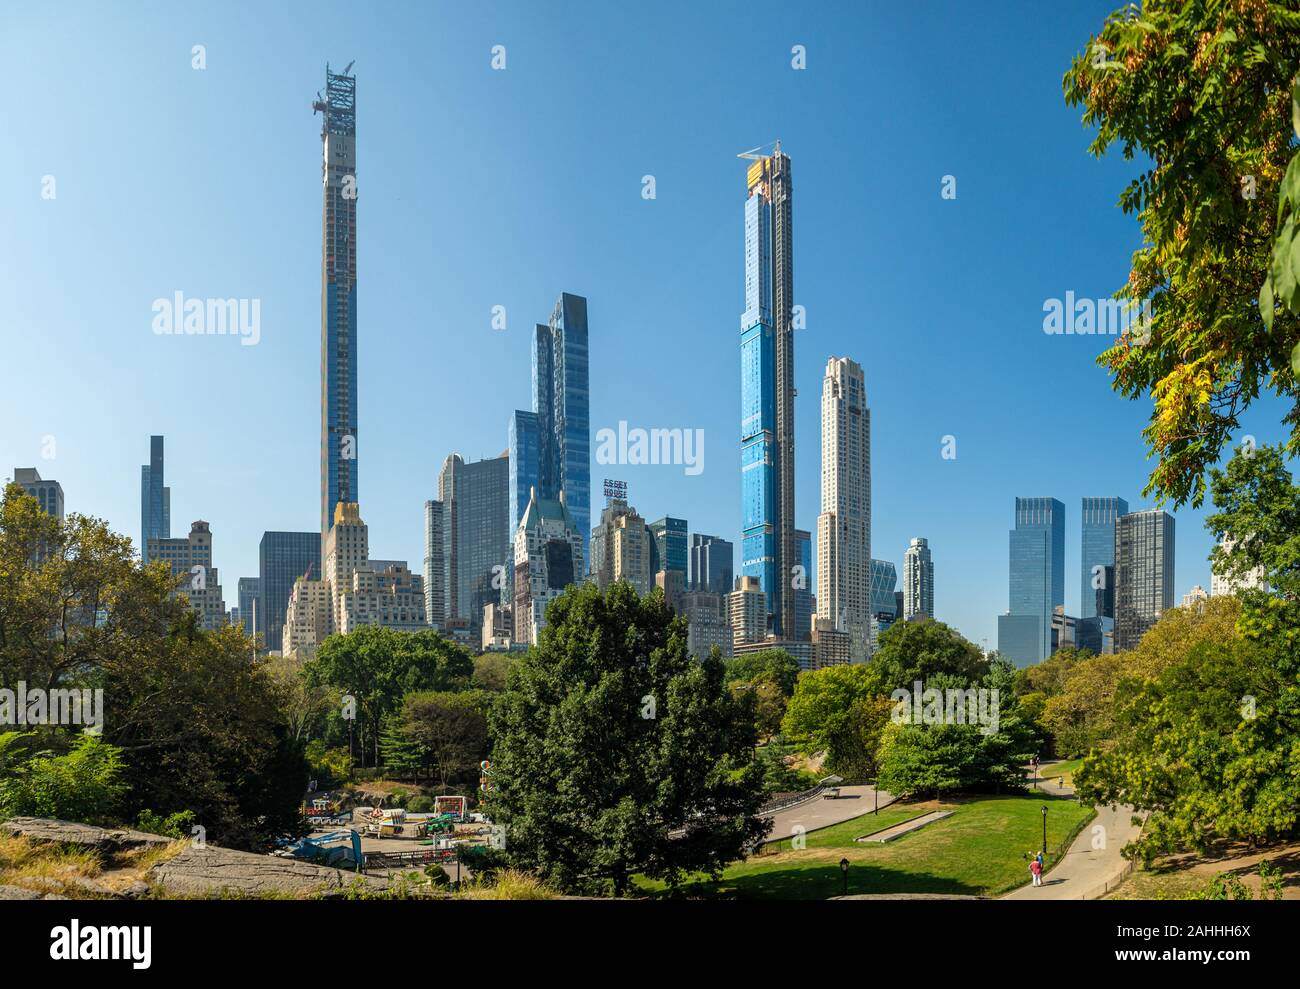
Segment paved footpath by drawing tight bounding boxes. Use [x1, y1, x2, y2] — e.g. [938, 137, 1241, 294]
[1003, 767, 1143, 901]
[765, 785, 895, 844]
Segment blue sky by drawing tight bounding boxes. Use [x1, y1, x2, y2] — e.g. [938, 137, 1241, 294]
[2, 0, 1288, 649]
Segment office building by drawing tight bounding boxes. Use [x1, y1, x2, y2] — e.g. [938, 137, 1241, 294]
[869, 558, 898, 654]
[998, 498, 1064, 666]
[740, 143, 797, 637]
[1114, 509, 1175, 651]
[690, 534, 734, 596]
[438, 452, 510, 633]
[140, 435, 170, 564]
[1081, 497, 1128, 619]
[903, 537, 934, 621]
[259, 531, 320, 653]
[508, 410, 541, 536]
[648, 516, 688, 581]
[816, 356, 871, 660]
[236, 577, 261, 637]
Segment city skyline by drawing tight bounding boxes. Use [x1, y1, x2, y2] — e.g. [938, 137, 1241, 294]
[4, 1, 1287, 652]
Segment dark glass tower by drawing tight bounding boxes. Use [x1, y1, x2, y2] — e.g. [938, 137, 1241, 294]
[140, 435, 170, 565]
[259, 531, 320, 653]
[315, 63, 358, 556]
[1080, 496, 1128, 619]
[1114, 510, 1175, 651]
[740, 144, 797, 637]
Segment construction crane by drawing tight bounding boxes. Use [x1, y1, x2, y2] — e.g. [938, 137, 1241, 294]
[737, 140, 781, 161]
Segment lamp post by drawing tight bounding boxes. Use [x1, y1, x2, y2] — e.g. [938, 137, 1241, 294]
[1041, 805, 1048, 857]
[839, 858, 850, 896]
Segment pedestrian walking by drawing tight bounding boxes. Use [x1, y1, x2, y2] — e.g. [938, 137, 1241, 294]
[1030, 857, 1043, 887]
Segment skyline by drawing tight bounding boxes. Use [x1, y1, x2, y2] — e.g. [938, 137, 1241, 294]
[4, 0, 1293, 651]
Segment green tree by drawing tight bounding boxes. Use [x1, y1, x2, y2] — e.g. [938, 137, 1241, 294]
[306, 626, 474, 767]
[1075, 635, 1298, 862]
[401, 689, 491, 789]
[870, 619, 988, 694]
[1063, 2, 1300, 506]
[723, 649, 802, 695]
[488, 583, 768, 895]
[781, 664, 891, 777]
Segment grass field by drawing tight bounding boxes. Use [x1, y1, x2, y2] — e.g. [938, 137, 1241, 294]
[1039, 758, 1084, 787]
[636, 792, 1094, 900]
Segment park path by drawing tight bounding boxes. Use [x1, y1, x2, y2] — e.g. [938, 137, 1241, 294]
[764, 784, 895, 844]
[1002, 765, 1143, 900]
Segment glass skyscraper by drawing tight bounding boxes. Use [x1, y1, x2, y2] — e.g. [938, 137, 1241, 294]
[1080, 496, 1128, 619]
[513, 293, 590, 567]
[236, 577, 261, 638]
[259, 531, 320, 654]
[439, 452, 510, 631]
[1114, 510, 1175, 651]
[140, 434, 170, 565]
[648, 517, 688, 578]
[508, 410, 540, 536]
[999, 497, 1065, 665]
[316, 63, 359, 555]
[690, 534, 734, 595]
[740, 144, 796, 636]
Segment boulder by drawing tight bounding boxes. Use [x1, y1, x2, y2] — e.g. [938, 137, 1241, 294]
[1, 817, 173, 851]
[148, 843, 388, 898]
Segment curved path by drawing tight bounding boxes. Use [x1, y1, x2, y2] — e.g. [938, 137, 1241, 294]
[1002, 770, 1143, 900]
[764, 784, 895, 844]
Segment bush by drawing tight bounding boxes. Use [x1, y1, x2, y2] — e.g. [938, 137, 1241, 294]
[0, 733, 127, 825]
[135, 809, 197, 840]
[407, 795, 435, 813]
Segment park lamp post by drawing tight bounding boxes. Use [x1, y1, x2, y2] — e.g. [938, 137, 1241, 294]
[840, 858, 850, 896]
[1041, 805, 1048, 857]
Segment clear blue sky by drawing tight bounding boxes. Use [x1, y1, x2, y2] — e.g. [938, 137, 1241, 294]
[2, 0, 1288, 648]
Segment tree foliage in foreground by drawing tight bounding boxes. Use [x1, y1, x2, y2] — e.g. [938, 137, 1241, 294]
[1064, 1, 1300, 506]
[488, 583, 768, 895]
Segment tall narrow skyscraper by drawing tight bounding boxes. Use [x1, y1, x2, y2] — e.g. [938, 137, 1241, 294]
[903, 537, 934, 621]
[314, 63, 359, 557]
[739, 143, 797, 637]
[816, 356, 871, 660]
[140, 435, 170, 564]
[998, 498, 1065, 665]
[525, 293, 590, 566]
[1081, 497, 1128, 619]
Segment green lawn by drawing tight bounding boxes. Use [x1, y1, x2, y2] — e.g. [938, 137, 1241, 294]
[1038, 758, 1084, 787]
[637, 793, 1094, 900]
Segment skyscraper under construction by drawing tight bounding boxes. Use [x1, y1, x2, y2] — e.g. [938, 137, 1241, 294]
[314, 62, 358, 557]
[739, 143, 799, 638]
